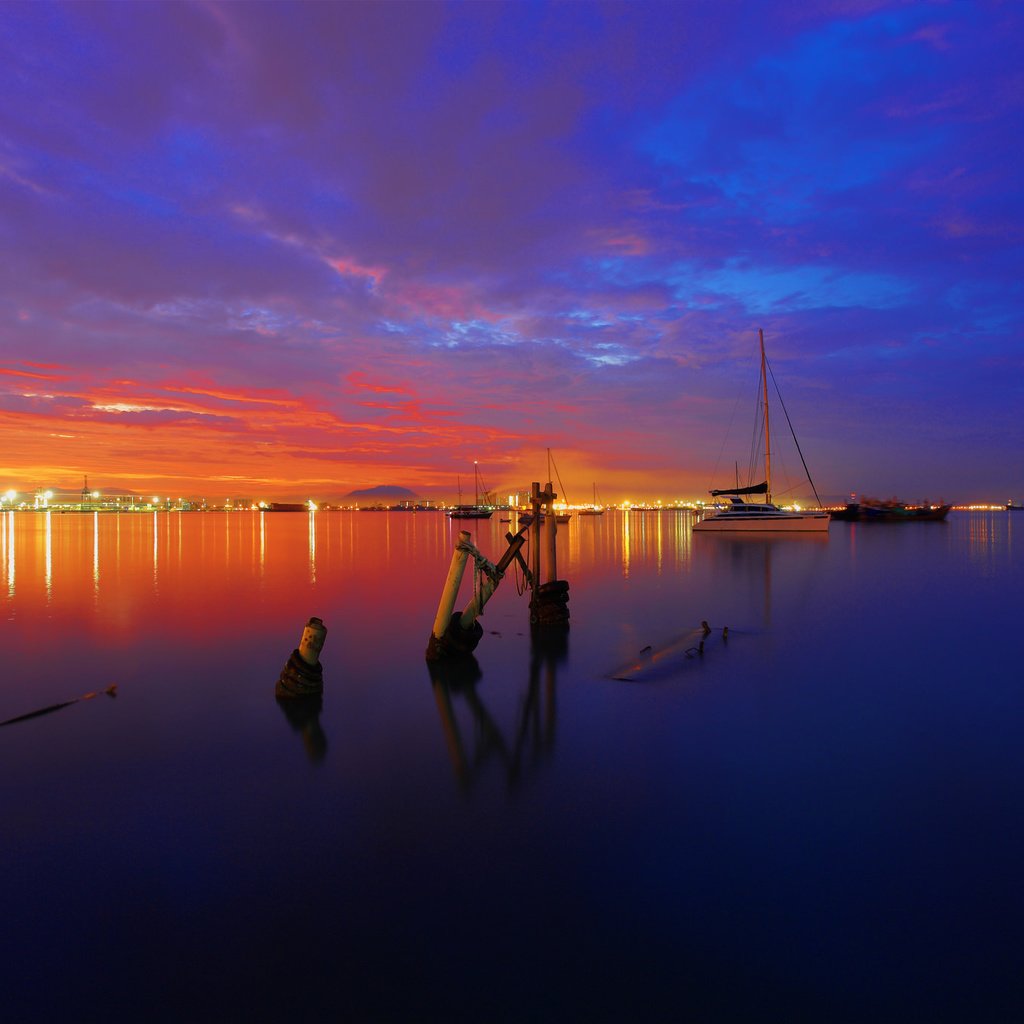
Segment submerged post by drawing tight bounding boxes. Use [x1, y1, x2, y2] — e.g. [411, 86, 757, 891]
[277, 616, 327, 698]
[529, 481, 570, 629]
[530, 481, 542, 588]
[544, 481, 557, 584]
[426, 531, 484, 660]
[431, 530, 473, 639]
[299, 617, 328, 666]
[427, 531, 528, 660]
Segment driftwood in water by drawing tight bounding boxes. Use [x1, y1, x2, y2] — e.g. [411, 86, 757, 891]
[608, 622, 728, 682]
[0, 684, 118, 727]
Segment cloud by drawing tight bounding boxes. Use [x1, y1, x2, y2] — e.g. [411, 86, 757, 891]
[0, 1, 1020, 501]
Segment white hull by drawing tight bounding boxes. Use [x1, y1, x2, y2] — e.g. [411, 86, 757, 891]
[693, 511, 830, 533]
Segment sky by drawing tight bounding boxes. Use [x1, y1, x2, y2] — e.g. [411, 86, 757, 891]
[1, 0, 1021, 505]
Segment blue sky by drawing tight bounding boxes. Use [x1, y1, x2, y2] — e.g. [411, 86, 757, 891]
[1, 0, 1021, 502]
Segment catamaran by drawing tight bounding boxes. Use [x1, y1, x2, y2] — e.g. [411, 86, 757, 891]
[693, 330, 829, 534]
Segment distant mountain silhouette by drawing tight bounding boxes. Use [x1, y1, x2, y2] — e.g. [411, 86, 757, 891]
[346, 485, 417, 499]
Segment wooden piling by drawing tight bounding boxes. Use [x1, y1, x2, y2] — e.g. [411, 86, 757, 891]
[298, 617, 327, 666]
[427, 530, 525, 659]
[530, 481, 542, 590]
[544, 481, 557, 583]
[431, 530, 472, 640]
[277, 616, 327, 698]
[529, 479, 570, 628]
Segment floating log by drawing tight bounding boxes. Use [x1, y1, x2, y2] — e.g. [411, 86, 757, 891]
[0, 684, 117, 727]
[608, 623, 729, 682]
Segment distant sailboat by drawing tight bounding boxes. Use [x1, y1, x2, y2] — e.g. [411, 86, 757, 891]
[577, 483, 605, 516]
[448, 463, 493, 519]
[518, 450, 574, 526]
[545, 448, 572, 522]
[693, 330, 830, 533]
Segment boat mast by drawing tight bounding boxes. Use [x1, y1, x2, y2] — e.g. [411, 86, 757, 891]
[760, 328, 771, 503]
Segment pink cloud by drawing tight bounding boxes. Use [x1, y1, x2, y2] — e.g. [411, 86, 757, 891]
[328, 256, 388, 288]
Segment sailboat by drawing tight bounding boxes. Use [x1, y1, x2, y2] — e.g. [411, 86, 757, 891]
[448, 463, 494, 519]
[577, 483, 605, 516]
[693, 330, 830, 533]
[518, 450, 574, 526]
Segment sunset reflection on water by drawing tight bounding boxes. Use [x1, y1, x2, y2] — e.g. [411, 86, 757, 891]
[1, 510, 1022, 1022]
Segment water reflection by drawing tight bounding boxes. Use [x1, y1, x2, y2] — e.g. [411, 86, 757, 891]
[3, 509, 1023, 1024]
[308, 510, 317, 584]
[621, 511, 631, 578]
[94, 511, 100, 594]
[656, 512, 663, 572]
[44, 511, 52, 602]
[259, 510, 266, 576]
[276, 695, 328, 764]
[428, 630, 563, 795]
[699, 533, 828, 630]
[960, 510, 1005, 578]
[5, 510, 14, 597]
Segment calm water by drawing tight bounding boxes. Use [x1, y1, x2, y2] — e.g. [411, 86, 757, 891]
[1, 509, 1021, 1022]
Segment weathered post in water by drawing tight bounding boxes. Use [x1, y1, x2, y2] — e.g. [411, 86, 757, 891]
[426, 531, 482, 660]
[530, 481, 542, 589]
[277, 616, 327, 697]
[544, 481, 557, 584]
[426, 530, 528, 661]
[430, 530, 473, 638]
[529, 481, 570, 627]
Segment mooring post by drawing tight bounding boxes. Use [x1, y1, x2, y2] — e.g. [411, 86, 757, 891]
[530, 481, 542, 588]
[426, 530, 482, 660]
[544, 481, 557, 583]
[431, 530, 473, 640]
[298, 616, 328, 666]
[530, 484, 570, 629]
[277, 616, 327, 698]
